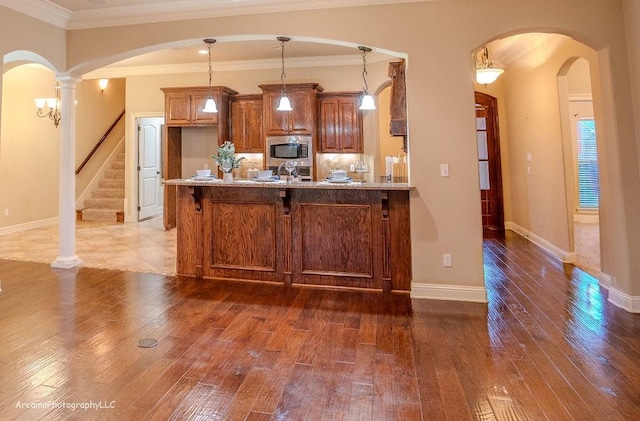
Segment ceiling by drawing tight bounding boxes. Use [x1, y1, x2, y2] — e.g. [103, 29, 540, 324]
[1, 0, 567, 78]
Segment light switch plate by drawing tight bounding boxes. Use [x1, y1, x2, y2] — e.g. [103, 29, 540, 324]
[440, 164, 449, 177]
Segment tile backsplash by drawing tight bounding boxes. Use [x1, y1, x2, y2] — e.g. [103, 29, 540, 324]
[316, 153, 372, 182]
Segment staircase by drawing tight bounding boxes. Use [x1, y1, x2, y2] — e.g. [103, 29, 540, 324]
[78, 152, 125, 223]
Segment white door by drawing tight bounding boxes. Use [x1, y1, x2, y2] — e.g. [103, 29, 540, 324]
[137, 117, 164, 221]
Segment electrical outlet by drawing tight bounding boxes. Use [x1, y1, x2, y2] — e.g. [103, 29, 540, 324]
[440, 164, 449, 177]
[4, 208, 8, 217]
[443, 253, 452, 267]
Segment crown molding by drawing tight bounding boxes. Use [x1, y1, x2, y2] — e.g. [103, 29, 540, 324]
[1, 0, 430, 30]
[83, 52, 389, 79]
[0, 0, 70, 28]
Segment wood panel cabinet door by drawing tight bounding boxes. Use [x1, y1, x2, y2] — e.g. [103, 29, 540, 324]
[165, 93, 191, 126]
[288, 89, 315, 135]
[318, 93, 363, 153]
[191, 92, 219, 125]
[260, 83, 322, 136]
[231, 97, 264, 152]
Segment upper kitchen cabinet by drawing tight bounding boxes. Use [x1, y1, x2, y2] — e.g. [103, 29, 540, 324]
[230, 94, 264, 153]
[388, 60, 407, 137]
[318, 92, 363, 153]
[260, 83, 323, 136]
[161, 86, 238, 140]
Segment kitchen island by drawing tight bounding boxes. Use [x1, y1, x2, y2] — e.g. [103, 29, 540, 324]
[164, 179, 412, 292]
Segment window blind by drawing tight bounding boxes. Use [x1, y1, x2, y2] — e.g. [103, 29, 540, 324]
[577, 119, 599, 209]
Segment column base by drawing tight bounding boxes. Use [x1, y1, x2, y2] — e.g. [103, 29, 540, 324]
[51, 255, 83, 269]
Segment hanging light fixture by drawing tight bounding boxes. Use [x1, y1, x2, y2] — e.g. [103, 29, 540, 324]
[476, 45, 504, 85]
[358, 46, 376, 110]
[276, 36, 293, 111]
[202, 38, 218, 113]
[35, 82, 62, 127]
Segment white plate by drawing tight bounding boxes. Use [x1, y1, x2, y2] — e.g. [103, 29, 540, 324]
[191, 175, 216, 181]
[327, 178, 351, 183]
[254, 177, 276, 182]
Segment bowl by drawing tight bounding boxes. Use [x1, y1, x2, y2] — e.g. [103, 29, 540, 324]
[196, 169, 211, 177]
[258, 170, 273, 179]
[331, 170, 347, 179]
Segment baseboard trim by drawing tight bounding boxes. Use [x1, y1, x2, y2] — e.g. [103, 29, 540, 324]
[0, 217, 58, 236]
[505, 221, 575, 263]
[411, 283, 488, 303]
[598, 272, 612, 289]
[607, 287, 640, 313]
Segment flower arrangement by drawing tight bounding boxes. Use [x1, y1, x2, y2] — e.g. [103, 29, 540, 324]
[211, 141, 245, 172]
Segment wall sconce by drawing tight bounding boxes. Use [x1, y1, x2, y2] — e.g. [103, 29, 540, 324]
[358, 46, 376, 110]
[98, 79, 109, 91]
[276, 36, 293, 111]
[202, 38, 218, 113]
[476, 45, 504, 85]
[35, 82, 61, 127]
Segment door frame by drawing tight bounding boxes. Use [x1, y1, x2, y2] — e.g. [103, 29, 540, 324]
[137, 116, 164, 221]
[475, 92, 505, 234]
[125, 112, 164, 222]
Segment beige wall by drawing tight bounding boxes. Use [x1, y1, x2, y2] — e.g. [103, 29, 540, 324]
[377, 85, 406, 179]
[75, 77, 126, 197]
[0, 65, 126, 228]
[0, 65, 60, 226]
[622, 0, 640, 296]
[1, 0, 639, 300]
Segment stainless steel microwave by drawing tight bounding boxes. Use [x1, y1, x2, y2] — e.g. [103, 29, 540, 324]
[266, 135, 313, 167]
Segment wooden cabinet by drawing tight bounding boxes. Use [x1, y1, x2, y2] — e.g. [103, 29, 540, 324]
[230, 95, 264, 153]
[161, 86, 238, 134]
[161, 85, 238, 229]
[388, 60, 407, 137]
[318, 92, 363, 153]
[259, 83, 323, 136]
[173, 183, 412, 292]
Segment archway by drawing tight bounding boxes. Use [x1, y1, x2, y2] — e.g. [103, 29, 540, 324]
[473, 32, 610, 284]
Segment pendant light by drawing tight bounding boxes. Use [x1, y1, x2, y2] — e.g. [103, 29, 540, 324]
[476, 45, 504, 86]
[358, 46, 376, 110]
[276, 36, 293, 111]
[202, 38, 218, 113]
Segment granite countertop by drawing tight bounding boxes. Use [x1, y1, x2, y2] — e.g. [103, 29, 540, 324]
[163, 178, 413, 190]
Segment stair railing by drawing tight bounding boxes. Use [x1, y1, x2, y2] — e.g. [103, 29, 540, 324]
[75, 110, 125, 175]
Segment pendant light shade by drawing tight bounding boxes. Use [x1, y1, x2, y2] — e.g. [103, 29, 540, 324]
[359, 93, 376, 110]
[202, 38, 218, 113]
[277, 96, 292, 111]
[358, 46, 376, 110]
[276, 36, 292, 112]
[203, 96, 218, 113]
[476, 45, 504, 85]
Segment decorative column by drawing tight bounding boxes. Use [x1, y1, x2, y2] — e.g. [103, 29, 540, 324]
[51, 76, 83, 269]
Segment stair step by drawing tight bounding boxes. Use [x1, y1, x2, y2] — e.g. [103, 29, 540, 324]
[81, 208, 119, 222]
[111, 161, 125, 170]
[83, 198, 123, 210]
[98, 179, 124, 189]
[92, 188, 125, 199]
[104, 169, 125, 180]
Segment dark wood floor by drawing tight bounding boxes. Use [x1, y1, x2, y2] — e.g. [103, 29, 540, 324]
[1, 231, 639, 420]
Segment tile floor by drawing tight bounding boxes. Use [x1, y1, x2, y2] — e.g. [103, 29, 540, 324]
[0, 217, 177, 275]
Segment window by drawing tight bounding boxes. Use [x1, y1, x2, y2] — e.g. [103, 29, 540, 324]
[577, 119, 599, 210]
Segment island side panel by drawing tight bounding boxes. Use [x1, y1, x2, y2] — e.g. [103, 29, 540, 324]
[388, 190, 412, 291]
[291, 189, 384, 290]
[202, 187, 286, 283]
[176, 185, 200, 277]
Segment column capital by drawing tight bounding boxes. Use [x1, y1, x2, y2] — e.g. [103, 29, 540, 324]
[56, 75, 83, 86]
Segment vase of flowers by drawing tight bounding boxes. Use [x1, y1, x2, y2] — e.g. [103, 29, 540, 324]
[211, 141, 245, 182]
